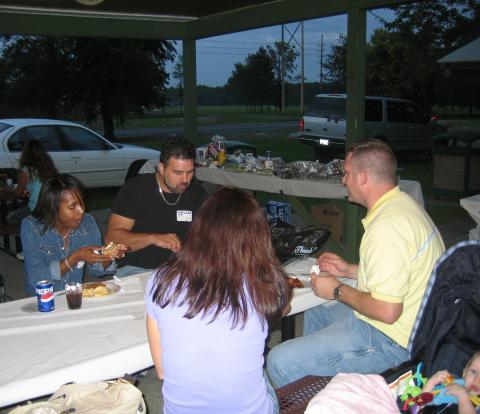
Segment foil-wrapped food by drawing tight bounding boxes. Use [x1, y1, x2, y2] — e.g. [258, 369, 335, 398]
[274, 159, 344, 181]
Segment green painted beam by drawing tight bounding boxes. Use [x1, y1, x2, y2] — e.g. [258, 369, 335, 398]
[186, 0, 403, 39]
[0, 0, 404, 40]
[0, 12, 188, 39]
[183, 39, 198, 141]
[343, 8, 368, 263]
[346, 7, 366, 146]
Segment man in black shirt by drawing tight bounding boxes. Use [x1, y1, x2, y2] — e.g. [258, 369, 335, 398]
[106, 138, 207, 276]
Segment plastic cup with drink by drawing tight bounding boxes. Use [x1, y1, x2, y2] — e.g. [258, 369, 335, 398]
[65, 281, 83, 310]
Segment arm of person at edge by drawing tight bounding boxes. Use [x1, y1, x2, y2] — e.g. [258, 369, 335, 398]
[313, 251, 403, 325]
[105, 213, 181, 253]
[146, 315, 164, 380]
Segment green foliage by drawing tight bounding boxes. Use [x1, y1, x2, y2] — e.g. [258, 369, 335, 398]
[70, 38, 175, 138]
[226, 46, 277, 110]
[226, 42, 298, 110]
[0, 36, 75, 118]
[323, 1, 479, 111]
[0, 35, 176, 139]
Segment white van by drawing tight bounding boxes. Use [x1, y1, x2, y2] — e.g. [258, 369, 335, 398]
[296, 94, 446, 160]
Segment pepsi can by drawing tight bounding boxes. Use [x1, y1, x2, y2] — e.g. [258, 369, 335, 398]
[36, 280, 55, 312]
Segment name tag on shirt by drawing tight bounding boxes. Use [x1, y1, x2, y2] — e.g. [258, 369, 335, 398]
[177, 210, 192, 222]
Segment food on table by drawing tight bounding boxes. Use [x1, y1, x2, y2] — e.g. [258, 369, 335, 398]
[287, 277, 304, 289]
[101, 241, 121, 256]
[82, 282, 110, 297]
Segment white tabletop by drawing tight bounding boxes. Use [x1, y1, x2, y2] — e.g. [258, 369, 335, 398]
[0, 273, 153, 408]
[195, 167, 347, 199]
[460, 194, 480, 225]
[195, 167, 424, 207]
[0, 264, 339, 407]
[284, 256, 357, 315]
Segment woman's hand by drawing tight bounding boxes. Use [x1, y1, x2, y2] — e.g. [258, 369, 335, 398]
[103, 243, 130, 260]
[75, 246, 113, 264]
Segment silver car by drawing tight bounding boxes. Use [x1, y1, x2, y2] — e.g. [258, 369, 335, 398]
[296, 94, 446, 161]
[0, 119, 160, 187]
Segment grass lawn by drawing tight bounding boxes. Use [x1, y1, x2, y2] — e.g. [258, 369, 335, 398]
[90, 105, 302, 130]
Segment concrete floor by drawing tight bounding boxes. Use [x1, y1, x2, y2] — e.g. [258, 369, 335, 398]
[0, 204, 475, 413]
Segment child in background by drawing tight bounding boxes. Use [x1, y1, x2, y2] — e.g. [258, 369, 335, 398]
[423, 352, 480, 414]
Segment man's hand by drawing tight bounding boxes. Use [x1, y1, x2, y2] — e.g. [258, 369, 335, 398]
[318, 252, 358, 278]
[311, 274, 340, 299]
[151, 233, 181, 253]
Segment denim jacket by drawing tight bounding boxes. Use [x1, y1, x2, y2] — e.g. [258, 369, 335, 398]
[21, 213, 116, 296]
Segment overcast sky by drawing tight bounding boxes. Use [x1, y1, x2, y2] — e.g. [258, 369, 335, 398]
[166, 8, 394, 87]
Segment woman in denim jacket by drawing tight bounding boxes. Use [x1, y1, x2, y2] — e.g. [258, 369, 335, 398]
[21, 174, 127, 296]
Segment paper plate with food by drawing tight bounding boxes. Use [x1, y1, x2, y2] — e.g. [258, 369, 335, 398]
[82, 281, 121, 298]
[286, 275, 311, 289]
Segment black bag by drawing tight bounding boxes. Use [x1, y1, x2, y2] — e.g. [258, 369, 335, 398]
[0, 274, 12, 303]
[269, 219, 330, 262]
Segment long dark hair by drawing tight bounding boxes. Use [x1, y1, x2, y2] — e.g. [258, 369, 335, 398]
[33, 174, 86, 233]
[151, 186, 292, 327]
[19, 139, 58, 182]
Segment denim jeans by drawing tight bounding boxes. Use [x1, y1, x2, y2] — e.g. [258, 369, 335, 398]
[266, 302, 410, 387]
[264, 371, 279, 414]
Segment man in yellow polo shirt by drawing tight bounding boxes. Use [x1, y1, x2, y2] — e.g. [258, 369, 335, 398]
[267, 139, 445, 387]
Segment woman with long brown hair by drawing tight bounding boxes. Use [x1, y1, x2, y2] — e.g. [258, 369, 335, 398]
[4, 139, 58, 223]
[146, 186, 292, 414]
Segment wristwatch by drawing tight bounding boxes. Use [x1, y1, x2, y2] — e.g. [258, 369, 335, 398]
[333, 282, 343, 302]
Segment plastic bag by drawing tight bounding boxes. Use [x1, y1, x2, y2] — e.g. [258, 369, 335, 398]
[269, 219, 330, 262]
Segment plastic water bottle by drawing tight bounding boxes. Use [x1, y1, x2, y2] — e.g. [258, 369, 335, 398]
[264, 151, 273, 171]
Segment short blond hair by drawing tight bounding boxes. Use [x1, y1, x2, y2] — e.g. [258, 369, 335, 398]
[346, 139, 397, 185]
[464, 351, 480, 375]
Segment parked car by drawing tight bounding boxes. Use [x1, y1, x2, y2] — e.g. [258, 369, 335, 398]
[0, 119, 160, 188]
[295, 94, 446, 161]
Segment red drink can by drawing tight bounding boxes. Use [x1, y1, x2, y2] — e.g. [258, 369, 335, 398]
[36, 280, 55, 312]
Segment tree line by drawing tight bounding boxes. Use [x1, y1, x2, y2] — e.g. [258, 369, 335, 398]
[0, 36, 175, 138]
[0, 0, 478, 139]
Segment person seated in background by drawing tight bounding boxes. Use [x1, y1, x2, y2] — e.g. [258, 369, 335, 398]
[423, 352, 480, 414]
[146, 187, 292, 414]
[2, 139, 58, 223]
[106, 138, 207, 277]
[267, 139, 445, 387]
[21, 174, 128, 296]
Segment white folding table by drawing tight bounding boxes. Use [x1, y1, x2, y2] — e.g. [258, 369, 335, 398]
[0, 263, 334, 407]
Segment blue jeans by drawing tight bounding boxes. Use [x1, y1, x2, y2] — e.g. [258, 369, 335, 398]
[264, 371, 279, 414]
[266, 302, 410, 387]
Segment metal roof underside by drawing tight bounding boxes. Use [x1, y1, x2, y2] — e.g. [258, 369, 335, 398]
[0, 0, 403, 40]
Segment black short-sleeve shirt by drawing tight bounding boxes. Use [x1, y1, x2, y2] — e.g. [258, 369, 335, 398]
[112, 173, 208, 269]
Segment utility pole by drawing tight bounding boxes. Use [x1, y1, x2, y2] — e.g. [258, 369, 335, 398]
[281, 22, 304, 114]
[281, 25, 285, 113]
[319, 33, 324, 91]
[301, 21, 304, 115]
